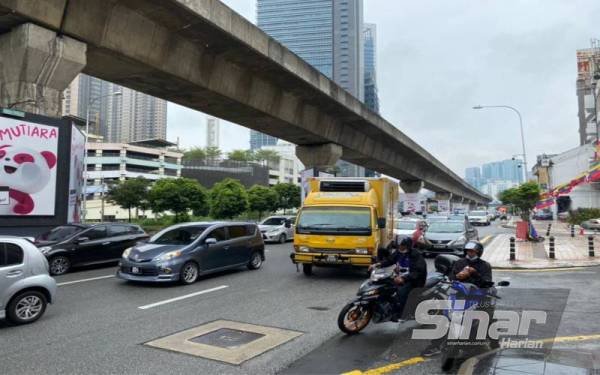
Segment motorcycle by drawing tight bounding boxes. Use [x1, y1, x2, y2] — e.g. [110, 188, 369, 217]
[337, 254, 458, 335]
[439, 278, 510, 372]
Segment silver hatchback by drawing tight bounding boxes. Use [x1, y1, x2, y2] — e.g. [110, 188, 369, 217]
[0, 237, 57, 325]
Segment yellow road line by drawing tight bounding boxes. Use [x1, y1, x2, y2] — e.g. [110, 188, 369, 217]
[542, 333, 600, 344]
[481, 235, 492, 244]
[341, 357, 425, 375]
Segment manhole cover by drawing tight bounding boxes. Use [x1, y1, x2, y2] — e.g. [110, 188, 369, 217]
[189, 328, 265, 349]
[307, 306, 330, 311]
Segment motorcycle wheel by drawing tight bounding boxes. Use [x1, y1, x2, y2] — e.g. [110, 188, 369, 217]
[337, 303, 373, 335]
[440, 352, 455, 373]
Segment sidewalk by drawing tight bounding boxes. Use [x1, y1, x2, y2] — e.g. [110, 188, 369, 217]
[483, 232, 600, 269]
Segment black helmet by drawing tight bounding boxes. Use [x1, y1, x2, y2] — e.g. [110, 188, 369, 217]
[464, 240, 484, 257]
[394, 235, 413, 250]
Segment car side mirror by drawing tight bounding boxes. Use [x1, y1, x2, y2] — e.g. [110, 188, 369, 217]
[285, 221, 292, 228]
[377, 218, 386, 229]
[205, 238, 217, 245]
[77, 237, 90, 243]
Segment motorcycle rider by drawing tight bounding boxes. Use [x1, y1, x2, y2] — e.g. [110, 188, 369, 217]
[449, 241, 492, 288]
[369, 236, 427, 321]
[421, 240, 493, 357]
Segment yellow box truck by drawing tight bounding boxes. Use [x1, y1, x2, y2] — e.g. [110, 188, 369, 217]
[291, 177, 398, 276]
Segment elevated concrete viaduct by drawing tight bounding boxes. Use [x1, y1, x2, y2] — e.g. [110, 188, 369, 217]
[0, 0, 490, 204]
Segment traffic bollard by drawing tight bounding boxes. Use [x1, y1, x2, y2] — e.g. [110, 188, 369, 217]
[571, 225, 575, 238]
[589, 236, 595, 257]
[546, 223, 551, 237]
[510, 237, 516, 261]
[549, 236, 555, 259]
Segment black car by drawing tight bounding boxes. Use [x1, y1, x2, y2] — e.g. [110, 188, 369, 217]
[117, 222, 265, 284]
[36, 223, 148, 275]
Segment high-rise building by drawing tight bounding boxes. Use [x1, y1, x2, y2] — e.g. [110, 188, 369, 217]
[363, 23, 379, 113]
[63, 74, 167, 143]
[206, 117, 220, 148]
[256, 0, 366, 176]
[250, 131, 279, 150]
[576, 44, 600, 145]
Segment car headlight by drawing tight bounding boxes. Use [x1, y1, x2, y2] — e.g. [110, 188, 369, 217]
[451, 236, 467, 246]
[39, 246, 52, 254]
[299, 246, 310, 252]
[355, 248, 369, 254]
[155, 250, 183, 261]
[122, 247, 132, 259]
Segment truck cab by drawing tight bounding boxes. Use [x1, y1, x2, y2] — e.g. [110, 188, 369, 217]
[291, 178, 398, 276]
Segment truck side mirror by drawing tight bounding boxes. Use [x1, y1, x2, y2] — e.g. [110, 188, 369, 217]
[377, 218, 386, 229]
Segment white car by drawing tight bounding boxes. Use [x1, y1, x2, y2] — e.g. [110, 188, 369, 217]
[468, 210, 490, 226]
[393, 219, 425, 237]
[259, 216, 295, 243]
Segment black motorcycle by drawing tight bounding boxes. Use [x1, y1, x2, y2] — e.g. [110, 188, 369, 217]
[337, 254, 458, 334]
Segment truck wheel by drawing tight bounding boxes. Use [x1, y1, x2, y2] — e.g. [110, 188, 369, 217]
[302, 264, 313, 276]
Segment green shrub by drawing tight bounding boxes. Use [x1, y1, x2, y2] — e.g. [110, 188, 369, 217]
[567, 208, 600, 225]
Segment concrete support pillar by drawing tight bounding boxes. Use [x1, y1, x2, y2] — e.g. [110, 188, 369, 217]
[435, 192, 453, 201]
[400, 180, 424, 193]
[296, 143, 343, 169]
[0, 23, 86, 117]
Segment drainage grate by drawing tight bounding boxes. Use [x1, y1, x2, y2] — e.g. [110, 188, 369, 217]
[307, 306, 330, 311]
[189, 328, 265, 349]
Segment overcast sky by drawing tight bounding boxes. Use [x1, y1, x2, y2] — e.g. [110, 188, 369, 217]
[167, 0, 600, 176]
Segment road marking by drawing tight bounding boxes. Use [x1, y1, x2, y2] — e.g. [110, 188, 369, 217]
[481, 235, 492, 244]
[138, 285, 229, 310]
[341, 356, 425, 375]
[542, 333, 600, 344]
[56, 275, 114, 286]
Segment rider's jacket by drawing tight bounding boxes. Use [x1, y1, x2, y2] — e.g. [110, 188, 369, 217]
[449, 257, 492, 288]
[379, 248, 427, 287]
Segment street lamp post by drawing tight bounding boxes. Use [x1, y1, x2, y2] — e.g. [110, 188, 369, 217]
[473, 105, 528, 182]
[83, 91, 121, 222]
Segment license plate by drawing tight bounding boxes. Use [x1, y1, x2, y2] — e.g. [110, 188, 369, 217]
[326, 255, 337, 262]
[433, 244, 446, 249]
[132, 267, 140, 274]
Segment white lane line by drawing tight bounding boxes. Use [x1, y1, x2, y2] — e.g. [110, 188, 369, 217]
[138, 285, 229, 310]
[57, 275, 114, 286]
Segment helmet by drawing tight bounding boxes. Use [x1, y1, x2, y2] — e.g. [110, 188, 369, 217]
[394, 235, 413, 250]
[464, 241, 484, 257]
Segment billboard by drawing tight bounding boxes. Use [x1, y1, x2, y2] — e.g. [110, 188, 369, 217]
[0, 116, 58, 216]
[67, 125, 85, 223]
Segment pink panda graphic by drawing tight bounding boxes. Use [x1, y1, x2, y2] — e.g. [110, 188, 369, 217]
[0, 145, 57, 215]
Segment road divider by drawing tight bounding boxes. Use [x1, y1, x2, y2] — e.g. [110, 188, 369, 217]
[56, 275, 114, 286]
[481, 235, 492, 245]
[138, 285, 229, 310]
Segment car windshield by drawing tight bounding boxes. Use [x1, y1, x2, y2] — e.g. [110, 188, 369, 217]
[395, 221, 417, 230]
[448, 215, 465, 221]
[297, 206, 371, 234]
[428, 222, 464, 233]
[149, 226, 208, 245]
[262, 218, 285, 226]
[36, 226, 84, 242]
[470, 211, 487, 216]
[427, 216, 448, 222]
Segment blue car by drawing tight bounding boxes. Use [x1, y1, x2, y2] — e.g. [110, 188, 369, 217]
[117, 222, 264, 284]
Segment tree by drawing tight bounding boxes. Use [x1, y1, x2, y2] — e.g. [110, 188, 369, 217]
[148, 178, 209, 222]
[253, 149, 280, 165]
[106, 177, 150, 222]
[209, 178, 249, 219]
[273, 183, 301, 214]
[228, 149, 254, 162]
[247, 185, 279, 220]
[498, 181, 540, 221]
[205, 146, 222, 163]
[183, 147, 207, 161]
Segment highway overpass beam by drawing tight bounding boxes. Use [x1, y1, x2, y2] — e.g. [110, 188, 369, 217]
[0, 23, 86, 117]
[296, 143, 343, 170]
[400, 180, 424, 193]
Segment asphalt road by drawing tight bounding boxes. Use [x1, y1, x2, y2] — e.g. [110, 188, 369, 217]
[2, 221, 598, 375]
